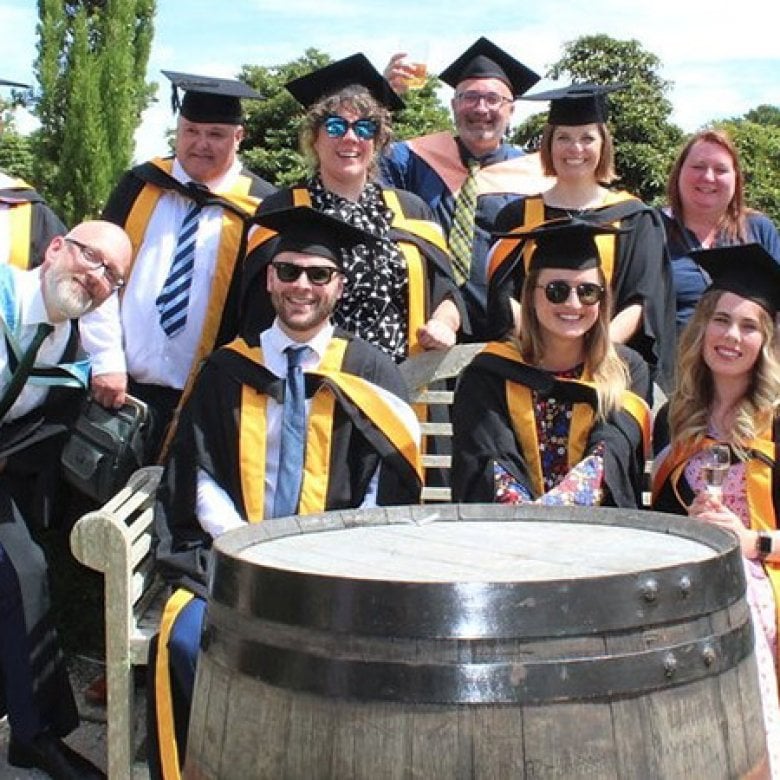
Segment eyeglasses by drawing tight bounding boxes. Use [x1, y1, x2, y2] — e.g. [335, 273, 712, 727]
[322, 115, 379, 141]
[272, 261, 342, 286]
[454, 91, 513, 110]
[537, 280, 605, 306]
[65, 237, 125, 290]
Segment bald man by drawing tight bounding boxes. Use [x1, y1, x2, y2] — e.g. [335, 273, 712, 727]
[0, 220, 130, 779]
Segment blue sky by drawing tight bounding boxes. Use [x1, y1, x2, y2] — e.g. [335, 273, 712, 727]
[3, 0, 778, 162]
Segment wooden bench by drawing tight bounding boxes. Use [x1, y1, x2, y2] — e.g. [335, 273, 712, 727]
[399, 343, 484, 502]
[67, 344, 482, 778]
[70, 465, 164, 779]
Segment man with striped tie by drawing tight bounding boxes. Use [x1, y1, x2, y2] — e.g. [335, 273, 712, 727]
[380, 38, 551, 340]
[80, 71, 276, 465]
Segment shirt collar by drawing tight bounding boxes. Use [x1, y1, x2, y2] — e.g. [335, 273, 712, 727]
[171, 156, 242, 192]
[16, 267, 51, 327]
[266, 319, 335, 363]
[455, 137, 508, 167]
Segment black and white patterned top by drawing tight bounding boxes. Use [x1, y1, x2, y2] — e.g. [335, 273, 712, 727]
[309, 176, 409, 362]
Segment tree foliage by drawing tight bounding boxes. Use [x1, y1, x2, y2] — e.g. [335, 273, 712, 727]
[33, 0, 156, 224]
[0, 131, 36, 182]
[511, 34, 684, 203]
[239, 49, 451, 187]
[716, 117, 780, 225]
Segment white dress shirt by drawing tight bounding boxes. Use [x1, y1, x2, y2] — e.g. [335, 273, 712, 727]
[0, 266, 71, 423]
[80, 157, 244, 389]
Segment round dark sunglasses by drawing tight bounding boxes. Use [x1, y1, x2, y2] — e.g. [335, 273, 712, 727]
[537, 280, 605, 306]
[272, 261, 342, 286]
[323, 115, 378, 141]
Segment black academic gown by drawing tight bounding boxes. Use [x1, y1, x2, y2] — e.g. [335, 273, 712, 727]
[154, 328, 422, 596]
[0, 327, 83, 740]
[489, 194, 676, 393]
[239, 184, 465, 356]
[451, 341, 649, 507]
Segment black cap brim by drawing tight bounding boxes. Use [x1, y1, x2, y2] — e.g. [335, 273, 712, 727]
[162, 70, 262, 124]
[691, 243, 780, 316]
[285, 53, 404, 112]
[522, 83, 624, 125]
[438, 36, 539, 97]
[254, 206, 378, 266]
[0, 78, 30, 89]
[493, 216, 625, 272]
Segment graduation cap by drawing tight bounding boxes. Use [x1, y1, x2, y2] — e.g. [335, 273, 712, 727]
[690, 243, 780, 316]
[255, 206, 377, 266]
[522, 83, 624, 125]
[493, 216, 625, 272]
[0, 78, 30, 89]
[162, 70, 262, 125]
[285, 53, 404, 112]
[438, 37, 539, 98]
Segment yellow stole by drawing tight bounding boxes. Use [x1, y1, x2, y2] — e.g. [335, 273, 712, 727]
[124, 158, 261, 458]
[481, 341, 649, 496]
[226, 336, 422, 520]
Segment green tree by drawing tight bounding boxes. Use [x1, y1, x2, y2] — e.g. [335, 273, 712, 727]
[390, 77, 452, 142]
[33, 0, 156, 223]
[511, 35, 684, 202]
[240, 49, 451, 187]
[716, 117, 780, 225]
[0, 131, 36, 182]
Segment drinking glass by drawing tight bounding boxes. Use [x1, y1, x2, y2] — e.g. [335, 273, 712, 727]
[702, 444, 730, 500]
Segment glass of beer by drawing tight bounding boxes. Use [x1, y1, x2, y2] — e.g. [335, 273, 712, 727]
[402, 43, 428, 90]
[702, 443, 730, 500]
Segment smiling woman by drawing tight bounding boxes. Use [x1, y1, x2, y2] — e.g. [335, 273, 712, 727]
[489, 83, 676, 397]
[652, 243, 780, 774]
[240, 53, 464, 363]
[453, 217, 650, 508]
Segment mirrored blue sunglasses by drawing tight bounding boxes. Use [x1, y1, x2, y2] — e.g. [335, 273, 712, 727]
[323, 115, 379, 141]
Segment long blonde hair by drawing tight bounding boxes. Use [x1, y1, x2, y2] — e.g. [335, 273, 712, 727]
[669, 288, 780, 457]
[517, 267, 629, 419]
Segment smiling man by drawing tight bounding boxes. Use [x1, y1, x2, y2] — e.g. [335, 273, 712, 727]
[80, 71, 276, 468]
[381, 37, 550, 339]
[148, 205, 422, 778]
[0, 220, 131, 779]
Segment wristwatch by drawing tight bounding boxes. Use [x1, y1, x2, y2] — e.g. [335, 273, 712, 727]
[757, 531, 773, 560]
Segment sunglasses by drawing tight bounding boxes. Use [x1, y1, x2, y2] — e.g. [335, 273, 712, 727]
[537, 280, 605, 306]
[323, 115, 379, 141]
[272, 261, 342, 286]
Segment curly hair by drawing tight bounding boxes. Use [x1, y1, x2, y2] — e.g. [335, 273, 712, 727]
[669, 288, 780, 457]
[516, 267, 629, 419]
[298, 85, 393, 180]
[666, 129, 750, 243]
[539, 122, 617, 184]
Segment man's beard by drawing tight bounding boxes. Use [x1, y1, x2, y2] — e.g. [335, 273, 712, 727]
[44, 271, 94, 319]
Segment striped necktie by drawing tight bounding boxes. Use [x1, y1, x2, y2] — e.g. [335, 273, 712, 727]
[273, 345, 307, 518]
[449, 159, 480, 286]
[156, 184, 206, 337]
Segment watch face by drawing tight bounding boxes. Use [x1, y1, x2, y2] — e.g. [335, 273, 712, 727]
[759, 533, 773, 556]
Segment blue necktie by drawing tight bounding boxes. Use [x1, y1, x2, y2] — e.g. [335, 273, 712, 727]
[273, 345, 307, 518]
[156, 184, 205, 337]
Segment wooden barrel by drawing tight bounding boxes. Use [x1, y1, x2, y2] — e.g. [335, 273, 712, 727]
[185, 504, 769, 779]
